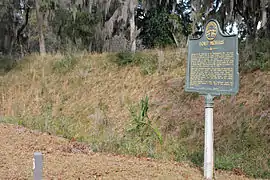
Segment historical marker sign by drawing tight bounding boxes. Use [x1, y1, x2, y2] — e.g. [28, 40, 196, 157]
[185, 19, 239, 95]
[185, 19, 239, 180]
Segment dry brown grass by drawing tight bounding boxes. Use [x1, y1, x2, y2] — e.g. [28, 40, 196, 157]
[1, 49, 186, 131]
[1, 49, 269, 178]
[0, 123, 252, 180]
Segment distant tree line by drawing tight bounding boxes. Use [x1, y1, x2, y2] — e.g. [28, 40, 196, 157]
[0, 0, 269, 67]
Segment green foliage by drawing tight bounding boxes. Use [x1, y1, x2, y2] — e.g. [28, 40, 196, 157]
[110, 96, 163, 158]
[139, 7, 175, 48]
[0, 116, 77, 141]
[188, 151, 204, 166]
[127, 96, 163, 144]
[39, 0, 54, 12]
[51, 9, 100, 51]
[214, 117, 270, 178]
[72, 11, 99, 46]
[52, 55, 77, 74]
[240, 39, 270, 72]
[134, 52, 158, 75]
[114, 52, 134, 66]
[164, 140, 189, 162]
[112, 51, 158, 75]
[254, 38, 270, 71]
[215, 153, 243, 171]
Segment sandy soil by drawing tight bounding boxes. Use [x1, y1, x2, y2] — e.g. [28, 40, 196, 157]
[0, 123, 252, 180]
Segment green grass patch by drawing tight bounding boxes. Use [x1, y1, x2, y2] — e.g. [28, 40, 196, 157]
[52, 54, 78, 74]
[110, 51, 158, 75]
[240, 39, 270, 72]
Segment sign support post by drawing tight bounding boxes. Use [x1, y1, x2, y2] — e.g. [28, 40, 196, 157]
[204, 94, 214, 180]
[185, 19, 239, 180]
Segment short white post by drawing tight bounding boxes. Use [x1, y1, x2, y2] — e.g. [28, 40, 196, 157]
[204, 94, 214, 180]
[33, 152, 43, 180]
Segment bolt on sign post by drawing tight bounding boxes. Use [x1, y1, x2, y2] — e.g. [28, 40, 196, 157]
[185, 19, 239, 180]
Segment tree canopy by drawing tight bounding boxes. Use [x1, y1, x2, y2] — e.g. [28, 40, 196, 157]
[0, 0, 269, 62]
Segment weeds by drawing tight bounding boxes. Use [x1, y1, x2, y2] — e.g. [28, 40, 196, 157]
[127, 96, 163, 144]
[111, 51, 158, 75]
[240, 39, 270, 72]
[114, 52, 134, 66]
[52, 54, 77, 74]
[1, 51, 270, 179]
[214, 117, 270, 178]
[134, 52, 158, 75]
[111, 96, 164, 158]
[1, 96, 270, 178]
[0, 115, 78, 140]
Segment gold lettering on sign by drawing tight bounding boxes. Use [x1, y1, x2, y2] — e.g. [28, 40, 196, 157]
[190, 52, 234, 88]
[199, 40, 224, 47]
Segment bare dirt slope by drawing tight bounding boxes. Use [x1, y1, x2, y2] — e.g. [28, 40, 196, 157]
[0, 123, 251, 180]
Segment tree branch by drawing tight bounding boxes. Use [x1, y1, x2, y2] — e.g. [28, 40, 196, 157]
[17, 6, 30, 42]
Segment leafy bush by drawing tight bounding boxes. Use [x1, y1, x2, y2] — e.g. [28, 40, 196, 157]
[138, 7, 176, 48]
[51, 9, 100, 52]
[114, 52, 135, 66]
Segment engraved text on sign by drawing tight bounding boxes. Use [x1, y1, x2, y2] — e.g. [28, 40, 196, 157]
[185, 19, 239, 95]
[190, 52, 234, 88]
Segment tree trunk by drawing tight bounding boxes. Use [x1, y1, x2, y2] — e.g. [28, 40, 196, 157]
[261, 0, 267, 30]
[130, 0, 136, 53]
[171, 32, 179, 47]
[35, 0, 46, 55]
[8, 5, 17, 56]
[229, 0, 234, 21]
[88, 0, 93, 14]
[191, 0, 201, 35]
[44, 10, 49, 27]
[172, 1, 176, 14]
[4, 35, 10, 53]
[88, 42, 92, 52]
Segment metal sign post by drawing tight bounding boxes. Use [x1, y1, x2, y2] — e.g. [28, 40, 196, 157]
[185, 19, 239, 180]
[204, 94, 214, 179]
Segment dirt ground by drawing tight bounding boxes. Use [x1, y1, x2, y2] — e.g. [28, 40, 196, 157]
[0, 123, 252, 180]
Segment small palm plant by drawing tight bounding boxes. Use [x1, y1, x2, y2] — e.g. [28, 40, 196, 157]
[128, 96, 163, 144]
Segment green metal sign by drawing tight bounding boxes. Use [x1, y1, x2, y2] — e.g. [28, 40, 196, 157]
[185, 19, 239, 95]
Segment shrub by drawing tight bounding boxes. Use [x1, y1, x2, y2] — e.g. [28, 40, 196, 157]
[114, 52, 135, 66]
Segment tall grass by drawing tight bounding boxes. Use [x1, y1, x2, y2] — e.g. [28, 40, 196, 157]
[1, 50, 269, 178]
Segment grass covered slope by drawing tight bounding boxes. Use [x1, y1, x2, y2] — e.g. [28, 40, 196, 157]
[1, 49, 270, 178]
